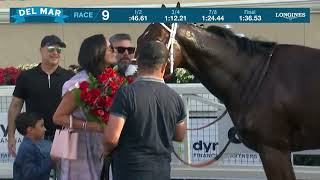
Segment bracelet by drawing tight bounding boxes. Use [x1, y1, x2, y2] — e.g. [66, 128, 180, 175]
[69, 115, 73, 129]
[84, 121, 88, 130]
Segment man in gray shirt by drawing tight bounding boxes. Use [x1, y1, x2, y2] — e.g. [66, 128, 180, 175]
[103, 41, 187, 180]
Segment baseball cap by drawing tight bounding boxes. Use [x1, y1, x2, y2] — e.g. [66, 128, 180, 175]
[137, 41, 169, 64]
[40, 35, 66, 48]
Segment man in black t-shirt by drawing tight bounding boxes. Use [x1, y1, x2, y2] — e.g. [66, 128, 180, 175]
[7, 35, 74, 156]
[103, 41, 187, 180]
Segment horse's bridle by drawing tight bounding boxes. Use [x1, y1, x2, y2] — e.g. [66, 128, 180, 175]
[159, 23, 233, 167]
[159, 23, 178, 74]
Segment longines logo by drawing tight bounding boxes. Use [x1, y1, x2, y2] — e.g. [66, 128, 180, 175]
[275, 12, 306, 21]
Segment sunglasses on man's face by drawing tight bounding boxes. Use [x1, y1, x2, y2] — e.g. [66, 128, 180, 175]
[47, 46, 63, 53]
[114, 47, 135, 54]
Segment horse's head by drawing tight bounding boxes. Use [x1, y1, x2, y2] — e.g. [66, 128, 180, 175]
[136, 23, 185, 74]
[135, 3, 187, 74]
[136, 15, 230, 75]
[136, 22, 224, 75]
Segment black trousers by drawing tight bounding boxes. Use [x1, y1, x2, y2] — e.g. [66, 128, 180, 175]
[100, 155, 112, 180]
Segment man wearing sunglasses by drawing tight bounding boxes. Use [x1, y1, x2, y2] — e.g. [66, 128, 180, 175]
[109, 33, 136, 63]
[7, 35, 74, 157]
[109, 33, 137, 76]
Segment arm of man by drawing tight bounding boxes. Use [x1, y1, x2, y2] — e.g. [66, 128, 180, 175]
[103, 114, 125, 155]
[7, 96, 24, 156]
[173, 120, 186, 142]
[173, 95, 187, 142]
[103, 87, 129, 155]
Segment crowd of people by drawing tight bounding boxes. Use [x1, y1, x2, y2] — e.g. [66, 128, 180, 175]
[7, 33, 186, 180]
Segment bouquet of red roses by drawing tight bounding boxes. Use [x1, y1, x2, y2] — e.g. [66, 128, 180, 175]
[72, 67, 134, 127]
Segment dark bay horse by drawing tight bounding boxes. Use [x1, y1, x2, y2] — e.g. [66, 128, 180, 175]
[136, 22, 320, 180]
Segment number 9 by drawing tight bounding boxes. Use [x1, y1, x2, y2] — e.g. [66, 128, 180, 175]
[102, 10, 109, 21]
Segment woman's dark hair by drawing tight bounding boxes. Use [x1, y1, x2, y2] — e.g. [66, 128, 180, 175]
[78, 34, 108, 77]
[15, 112, 43, 135]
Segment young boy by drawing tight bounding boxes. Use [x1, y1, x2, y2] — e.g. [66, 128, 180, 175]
[13, 112, 54, 180]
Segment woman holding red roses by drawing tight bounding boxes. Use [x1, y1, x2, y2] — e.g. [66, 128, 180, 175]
[53, 34, 117, 180]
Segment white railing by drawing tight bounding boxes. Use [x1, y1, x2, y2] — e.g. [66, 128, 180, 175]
[0, 85, 320, 179]
[168, 84, 320, 180]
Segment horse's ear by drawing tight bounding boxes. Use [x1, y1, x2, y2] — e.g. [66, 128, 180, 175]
[176, 2, 181, 8]
[161, 4, 166, 8]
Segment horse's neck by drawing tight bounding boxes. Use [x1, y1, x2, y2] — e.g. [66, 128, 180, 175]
[182, 46, 266, 109]
[175, 25, 272, 109]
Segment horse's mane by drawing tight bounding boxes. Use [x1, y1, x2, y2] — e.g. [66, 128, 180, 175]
[205, 25, 276, 55]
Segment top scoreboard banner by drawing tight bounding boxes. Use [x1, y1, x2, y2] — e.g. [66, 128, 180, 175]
[10, 7, 310, 23]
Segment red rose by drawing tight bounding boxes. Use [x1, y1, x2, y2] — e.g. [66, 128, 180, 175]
[116, 76, 125, 84]
[90, 109, 105, 117]
[127, 76, 135, 84]
[80, 91, 95, 105]
[111, 89, 117, 97]
[88, 95, 98, 105]
[97, 73, 108, 84]
[79, 81, 89, 91]
[105, 96, 113, 107]
[96, 97, 105, 107]
[97, 109, 105, 117]
[109, 81, 119, 90]
[90, 88, 101, 97]
[102, 112, 110, 123]
[80, 91, 90, 101]
[73, 67, 132, 126]
[104, 68, 116, 78]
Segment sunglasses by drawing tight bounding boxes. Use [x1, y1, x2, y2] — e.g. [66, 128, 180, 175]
[114, 47, 135, 54]
[47, 46, 63, 53]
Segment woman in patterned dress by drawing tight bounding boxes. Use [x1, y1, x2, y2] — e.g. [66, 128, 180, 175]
[53, 34, 117, 180]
